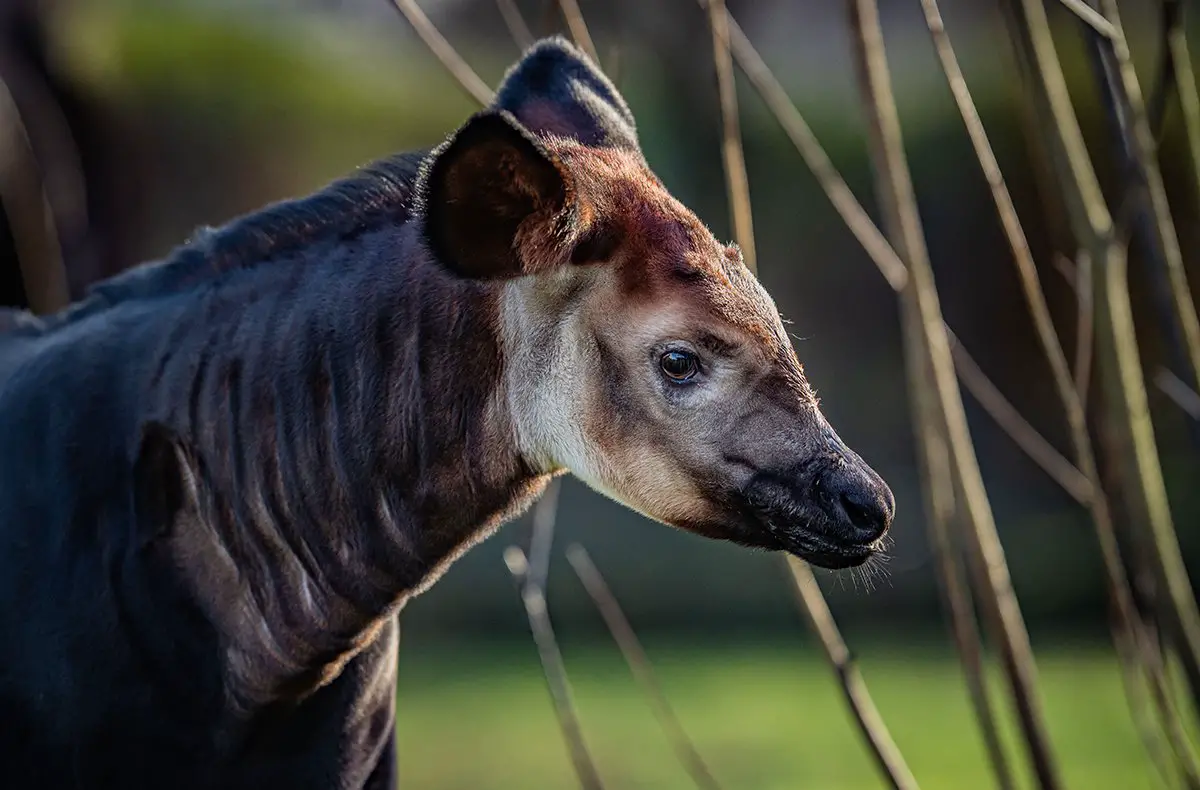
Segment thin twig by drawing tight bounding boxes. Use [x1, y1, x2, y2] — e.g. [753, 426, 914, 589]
[511, 479, 606, 789]
[1006, 0, 1200, 771]
[909, 333, 1016, 790]
[849, 0, 1062, 786]
[701, 4, 906, 289]
[948, 335, 1092, 504]
[0, 66, 69, 313]
[1053, 251, 1077, 284]
[706, 0, 756, 271]
[1005, 0, 1200, 732]
[1090, 0, 1200, 446]
[785, 558, 920, 790]
[1155, 367, 1200, 420]
[496, 0, 535, 50]
[386, 0, 493, 105]
[1087, 0, 1200, 715]
[1073, 250, 1095, 410]
[1147, 0, 1180, 143]
[1164, 0, 1200, 202]
[528, 476, 563, 591]
[708, 0, 1098, 531]
[918, 8, 1193, 778]
[505, 546, 605, 790]
[1056, 0, 1117, 39]
[918, 0, 1099, 503]
[698, 3, 917, 784]
[1112, 613, 1186, 789]
[554, 0, 598, 63]
[922, 6, 1196, 775]
[566, 545, 724, 790]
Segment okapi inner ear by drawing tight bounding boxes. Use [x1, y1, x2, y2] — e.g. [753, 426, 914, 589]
[421, 110, 573, 280]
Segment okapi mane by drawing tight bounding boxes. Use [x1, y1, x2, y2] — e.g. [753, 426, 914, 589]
[1, 150, 429, 337]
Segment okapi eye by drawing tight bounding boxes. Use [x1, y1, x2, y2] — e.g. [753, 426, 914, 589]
[660, 350, 698, 382]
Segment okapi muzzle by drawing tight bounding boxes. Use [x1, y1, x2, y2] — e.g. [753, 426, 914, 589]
[736, 415, 895, 569]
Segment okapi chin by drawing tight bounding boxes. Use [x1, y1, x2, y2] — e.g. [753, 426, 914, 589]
[0, 36, 893, 789]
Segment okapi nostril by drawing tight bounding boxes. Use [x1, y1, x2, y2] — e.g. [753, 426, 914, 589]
[840, 491, 875, 531]
[835, 485, 891, 540]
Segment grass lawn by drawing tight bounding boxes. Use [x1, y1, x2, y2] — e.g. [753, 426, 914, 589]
[395, 637, 1174, 790]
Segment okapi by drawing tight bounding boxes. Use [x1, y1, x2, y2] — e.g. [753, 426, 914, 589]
[0, 37, 894, 789]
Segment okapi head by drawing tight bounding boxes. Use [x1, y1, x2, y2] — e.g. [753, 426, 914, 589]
[417, 38, 894, 569]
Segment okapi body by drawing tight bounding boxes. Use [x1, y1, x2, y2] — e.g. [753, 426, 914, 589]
[0, 39, 894, 789]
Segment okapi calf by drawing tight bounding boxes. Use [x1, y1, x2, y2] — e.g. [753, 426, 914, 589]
[0, 38, 894, 789]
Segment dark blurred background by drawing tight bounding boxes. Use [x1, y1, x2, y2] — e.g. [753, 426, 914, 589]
[3, 1, 1197, 787]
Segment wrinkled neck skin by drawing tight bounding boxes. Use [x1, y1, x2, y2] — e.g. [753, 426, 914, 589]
[142, 224, 550, 710]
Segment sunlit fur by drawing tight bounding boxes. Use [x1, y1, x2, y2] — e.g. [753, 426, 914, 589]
[0, 36, 893, 790]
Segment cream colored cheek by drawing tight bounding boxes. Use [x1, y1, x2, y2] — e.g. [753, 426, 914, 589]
[609, 447, 714, 525]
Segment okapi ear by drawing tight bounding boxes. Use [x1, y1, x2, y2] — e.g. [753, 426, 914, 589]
[492, 36, 642, 159]
[419, 110, 575, 280]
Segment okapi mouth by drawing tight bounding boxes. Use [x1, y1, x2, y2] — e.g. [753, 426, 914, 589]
[737, 462, 894, 570]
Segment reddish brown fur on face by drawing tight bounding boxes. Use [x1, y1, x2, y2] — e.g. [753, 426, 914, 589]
[532, 138, 812, 398]
[501, 137, 825, 534]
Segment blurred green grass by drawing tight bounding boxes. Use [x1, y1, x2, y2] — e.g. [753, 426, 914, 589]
[396, 639, 1169, 790]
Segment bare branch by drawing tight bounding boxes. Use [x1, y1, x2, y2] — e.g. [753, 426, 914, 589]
[909, 338, 1016, 790]
[947, 335, 1092, 504]
[784, 559, 920, 790]
[1089, 0, 1200, 715]
[566, 545, 724, 790]
[1146, 0, 1179, 143]
[1088, 0, 1200, 444]
[496, 0, 535, 50]
[509, 479, 604, 789]
[1004, 0, 1200, 732]
[1113, 614, 1185, 789]
[705, 1, 1102, 541]
[1115, 612, 1200, 789]
[505, 545, 606, 790]
[848, 0, 1062, 785]
[914, 13, 1186, 773]
[554, 0, 598, 63]
[706, 0, 756, 271]
[920, 0, 1087, 445]
[1163, 0, 1200, 201]
[386, 0, 493, 105]
[1155, 367, 1200, 420]
[0, 66, 69, 314]
[1074, 261, 1095, 415]
[696, 4, 915, 784]
[1056, 0, 1117, 39]
[1052, 251, 1077, 284]
[528, 476, 563, 591]
[699, 4, 906, 289]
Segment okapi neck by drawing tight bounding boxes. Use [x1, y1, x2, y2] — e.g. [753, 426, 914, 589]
[141, 240, 544, 708]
